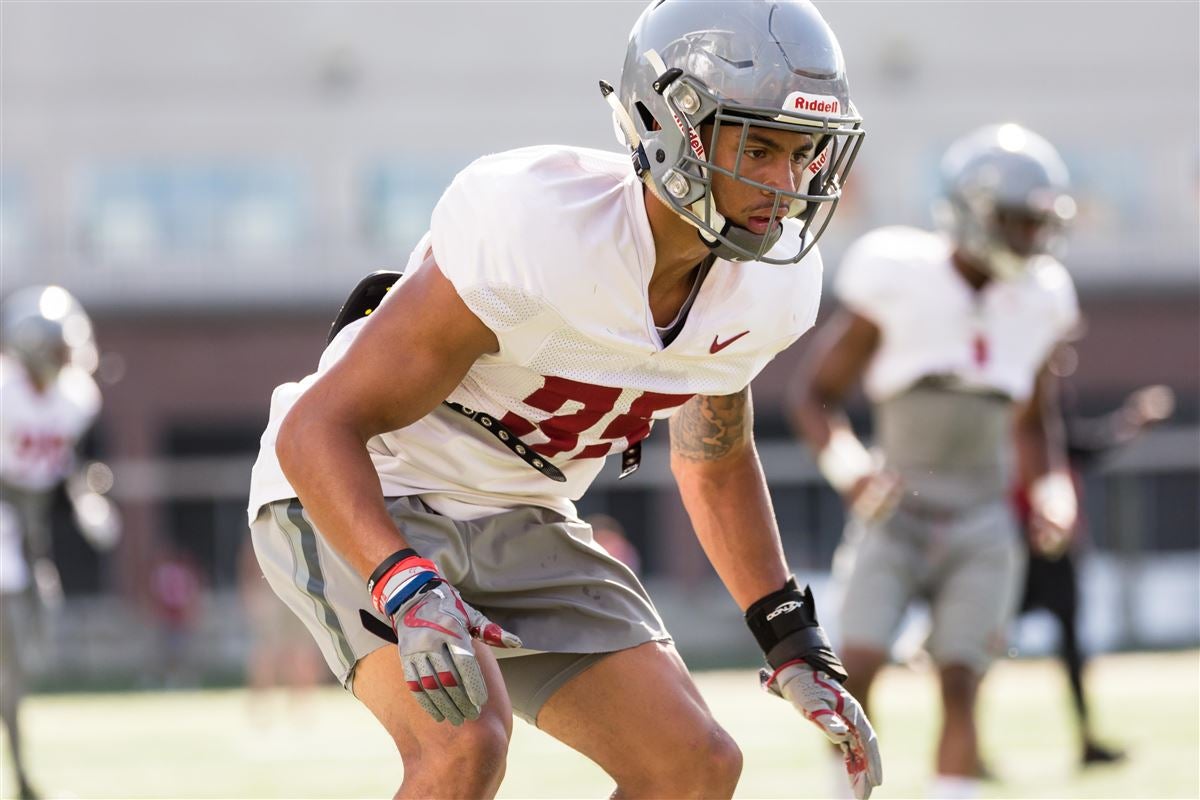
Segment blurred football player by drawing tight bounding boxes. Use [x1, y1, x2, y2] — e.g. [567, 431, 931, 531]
[0, 285, 119, 800]
[790, 123, 1079, 798]
[246, 2, 882, 797]
[1014, 382, 1174, 767]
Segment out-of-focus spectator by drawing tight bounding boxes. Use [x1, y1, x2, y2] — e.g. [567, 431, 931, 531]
[238, 535, 324, 715]
[1014, 383, 1175, 766]
[584, 514, 642, 576]
[148, 547, 203, 689]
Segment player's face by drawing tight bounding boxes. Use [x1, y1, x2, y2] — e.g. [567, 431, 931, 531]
[24, 342, 69, 385]
[993, 206, 1056, 257]
[706, 123, 818, 235]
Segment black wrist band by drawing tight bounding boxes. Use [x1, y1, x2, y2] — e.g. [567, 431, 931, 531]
[745, 576, 849, 683]
[366, 548, 420, 593]
[744, 576, 816, 654]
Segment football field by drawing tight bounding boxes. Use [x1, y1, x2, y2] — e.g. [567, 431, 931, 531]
[2, 650, 1196, 799]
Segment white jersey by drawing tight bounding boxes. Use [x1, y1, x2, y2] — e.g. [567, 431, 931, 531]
[249, 145, 824, 521]
[0, 356, 100, 492]
[0, 355, 101, 592]
[835, 226, 1079, 403]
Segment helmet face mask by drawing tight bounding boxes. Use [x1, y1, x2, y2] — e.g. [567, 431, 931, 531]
[611, 0, 865, 265]
[991, 206, 1060, 258]
[937, 123, 1075, 280]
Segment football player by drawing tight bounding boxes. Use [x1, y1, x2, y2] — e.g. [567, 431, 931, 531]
[0, 285, 117, 800]
[790, 123, 1080, 798]
[247, 1, 881, 797]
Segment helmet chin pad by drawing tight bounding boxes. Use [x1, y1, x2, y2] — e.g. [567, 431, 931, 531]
[699, 219, 784, 263]
[690, 195, 787, 263]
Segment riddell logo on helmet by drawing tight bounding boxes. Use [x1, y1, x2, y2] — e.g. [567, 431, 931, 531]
[806, 145, 829, 176]
[671, 109, 707, 160]
[784, 91, 841, 115]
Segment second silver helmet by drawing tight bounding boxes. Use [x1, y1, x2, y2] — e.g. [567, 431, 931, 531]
[1, 285, 98, 383]
[936, 123, 1076, 279]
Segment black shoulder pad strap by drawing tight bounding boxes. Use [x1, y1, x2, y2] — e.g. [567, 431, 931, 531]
[327, 270, 403, 345]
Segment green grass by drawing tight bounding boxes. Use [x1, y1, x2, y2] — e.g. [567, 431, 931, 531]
[2, 650, 1197, 799]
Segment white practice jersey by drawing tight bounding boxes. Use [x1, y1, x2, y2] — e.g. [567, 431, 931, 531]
[0, 355, 101, 591]
[835, 226, 1079, 403]
[0, 356, 100, 491]
[249, 145, 824, 521]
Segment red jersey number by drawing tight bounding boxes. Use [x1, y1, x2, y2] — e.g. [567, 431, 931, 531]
[500, 376, 693, 459]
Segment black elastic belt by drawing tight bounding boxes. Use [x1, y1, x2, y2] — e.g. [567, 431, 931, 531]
[442, 402, 642, 482]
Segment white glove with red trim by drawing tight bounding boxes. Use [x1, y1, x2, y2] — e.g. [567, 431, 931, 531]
[1028, 471, 1078, 559]
[747, 579, 882, 800]
[369, 549, 521, 725]
[762, 660, 882, 800]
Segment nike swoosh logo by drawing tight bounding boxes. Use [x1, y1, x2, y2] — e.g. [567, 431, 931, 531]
[403, 602, 457, 638]
[710, 331, 750, 354]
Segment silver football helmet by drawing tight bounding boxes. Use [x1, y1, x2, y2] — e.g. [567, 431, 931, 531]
[1, 285, 98, 383]
[604, 0, 864, 264]
[936, 123, 1076, 280]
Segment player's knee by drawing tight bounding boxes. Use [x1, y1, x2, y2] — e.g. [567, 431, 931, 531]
[651, 720, 742, 794]
[699, 724, 744, 792]
[401, 715, 511, 792]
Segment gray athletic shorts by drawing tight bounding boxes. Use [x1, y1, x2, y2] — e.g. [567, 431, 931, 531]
[834, 499, 1026, 673]
[249, 496, 670, 723]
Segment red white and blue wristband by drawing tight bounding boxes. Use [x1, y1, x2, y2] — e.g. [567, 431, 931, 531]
[368, 548, 442, 618]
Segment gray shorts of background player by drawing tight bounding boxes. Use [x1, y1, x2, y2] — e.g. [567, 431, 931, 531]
[250, 494, 670, 724]
[835, 499, 1025, 673]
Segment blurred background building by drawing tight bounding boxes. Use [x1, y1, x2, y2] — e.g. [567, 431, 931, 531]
[2, 1, 1197, 684]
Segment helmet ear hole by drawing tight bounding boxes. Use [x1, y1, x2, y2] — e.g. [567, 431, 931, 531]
[634, 101, 656, 132]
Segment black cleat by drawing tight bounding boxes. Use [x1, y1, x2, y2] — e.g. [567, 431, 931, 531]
[1082, 741, 1127, 766]
[973, 757, 997, 782]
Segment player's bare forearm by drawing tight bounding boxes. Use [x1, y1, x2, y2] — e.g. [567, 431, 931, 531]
[788, 310, 879, 453]
[277, 256, 497, 579]
[1014, 360, 1068, 484]
[670, 388, 789, 610]
[276, 407, 411, 579]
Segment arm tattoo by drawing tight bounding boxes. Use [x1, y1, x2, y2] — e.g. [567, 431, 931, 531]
[670, 388, 752, 461]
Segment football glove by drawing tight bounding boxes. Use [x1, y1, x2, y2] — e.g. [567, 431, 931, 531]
[747, 579, 882, 800]
[848, 469, 903, 524]
[369, 549, 521, 725]
[1028, 472, 1077, 560]
[762, 660, 881, 800]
